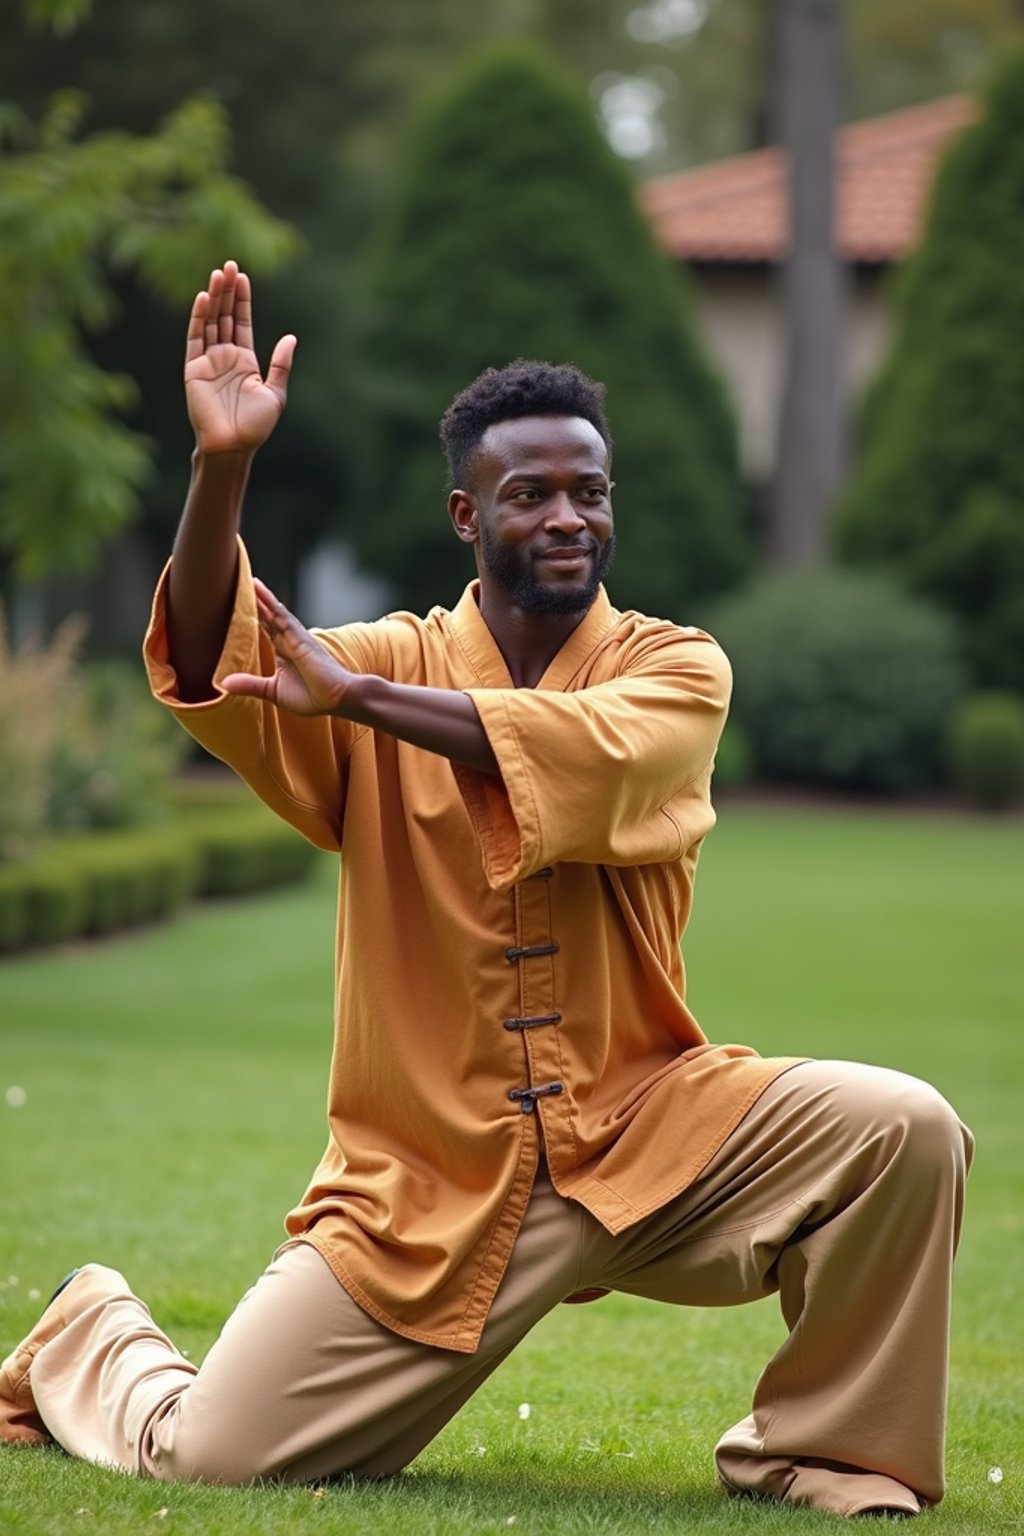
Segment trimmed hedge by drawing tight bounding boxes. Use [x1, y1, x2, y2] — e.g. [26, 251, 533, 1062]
[947, 691, 1024, 810]
[0, 786, 322, 956]
[178, 812, 323, 899]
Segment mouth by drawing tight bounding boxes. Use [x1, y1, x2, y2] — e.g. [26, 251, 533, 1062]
[535, 545, 595, 571]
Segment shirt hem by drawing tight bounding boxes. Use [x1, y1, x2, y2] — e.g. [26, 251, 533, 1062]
[559, 1057, 810, 1236]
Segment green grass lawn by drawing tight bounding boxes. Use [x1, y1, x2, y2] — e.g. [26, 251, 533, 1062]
[1, 803, 1021, 1535]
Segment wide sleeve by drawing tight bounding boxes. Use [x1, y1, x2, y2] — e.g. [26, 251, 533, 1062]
[143, 539, 387, 852]
[453, 630, 731, 891]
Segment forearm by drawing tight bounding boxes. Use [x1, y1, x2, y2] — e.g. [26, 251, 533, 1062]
[168, 450, 253, 701]
[341, 675, 499, 775]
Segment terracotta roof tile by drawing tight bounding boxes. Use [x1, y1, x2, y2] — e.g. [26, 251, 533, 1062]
[640, 95, 977, 263]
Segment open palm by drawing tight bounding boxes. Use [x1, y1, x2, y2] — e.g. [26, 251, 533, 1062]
[221, 579, 354, 717]
[184, 261, 296, 455]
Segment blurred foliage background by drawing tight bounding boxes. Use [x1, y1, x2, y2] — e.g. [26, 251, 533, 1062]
[2, 0, 1024, 856]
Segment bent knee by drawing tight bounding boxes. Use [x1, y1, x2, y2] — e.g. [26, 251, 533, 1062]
[806, 1060, 973, 1172]
[853, 1065, 973, 1178]
[889, 1073, 971, 1167]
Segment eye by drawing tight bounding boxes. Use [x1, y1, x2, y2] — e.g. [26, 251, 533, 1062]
[510, 488, 542, 504]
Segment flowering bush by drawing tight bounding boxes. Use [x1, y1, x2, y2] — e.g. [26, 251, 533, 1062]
[47, 660, 187, 832]
[0, 604, 84, 863]
[0, 607, 186, 862]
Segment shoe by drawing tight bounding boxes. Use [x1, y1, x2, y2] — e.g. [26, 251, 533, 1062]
[0, 1264, 123, 1448]
[719, 1455, 921, 1519]
[48, 1268, 84, 1305]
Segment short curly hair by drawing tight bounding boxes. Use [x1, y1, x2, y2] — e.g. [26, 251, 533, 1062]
[439, 359, 612, 489]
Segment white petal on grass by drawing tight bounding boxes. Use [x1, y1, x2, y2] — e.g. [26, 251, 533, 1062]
[7, 1276, 18, 1287]
[27, 1288, 40, 1301]
[988, 1467, 1004, 1484]
[518, 1402, 531, 1420]
[5, 1086, 27, 1108]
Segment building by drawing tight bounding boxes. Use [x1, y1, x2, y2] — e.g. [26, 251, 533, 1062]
[638, 95, 976, 490]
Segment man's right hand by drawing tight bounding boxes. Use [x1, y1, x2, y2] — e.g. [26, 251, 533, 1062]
[185, 260, 296, 456]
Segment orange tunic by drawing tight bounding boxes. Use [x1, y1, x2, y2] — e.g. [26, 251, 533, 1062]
[144, 544, 796, 1353]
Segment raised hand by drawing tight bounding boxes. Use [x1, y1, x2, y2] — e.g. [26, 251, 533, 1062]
[221, 580, 355, 717]
[184, 260, 297, 455]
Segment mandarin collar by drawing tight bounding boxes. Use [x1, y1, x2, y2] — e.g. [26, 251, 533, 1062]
[449, 580, 616, 691]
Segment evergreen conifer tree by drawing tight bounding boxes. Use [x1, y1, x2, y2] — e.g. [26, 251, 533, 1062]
[837, 46, 1024, 692]
[350, 42, 750, 621]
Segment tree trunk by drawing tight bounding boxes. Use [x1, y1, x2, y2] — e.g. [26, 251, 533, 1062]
[771, 0, 846, 565]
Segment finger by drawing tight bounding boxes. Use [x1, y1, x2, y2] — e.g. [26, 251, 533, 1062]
[265, 335, 297, 404]
[219, 262, 237, 345]
[252, 578, 295, 635]
[253, 575, 283, 610]
[252, 580, 318, 668]
[205, 267, 224, 348]
[185, 291, 209, 367]
[234, 271, 255, 353]
[253, 578, 302, 640]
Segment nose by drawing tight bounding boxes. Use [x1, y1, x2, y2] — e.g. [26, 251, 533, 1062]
[544, 493, 587, 535]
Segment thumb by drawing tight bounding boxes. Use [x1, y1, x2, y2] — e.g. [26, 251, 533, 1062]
[265, 334, 297, 403]
[220, 671, 275, 700]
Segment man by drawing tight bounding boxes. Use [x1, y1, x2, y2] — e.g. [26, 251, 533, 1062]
[1, 262, 972, 1518]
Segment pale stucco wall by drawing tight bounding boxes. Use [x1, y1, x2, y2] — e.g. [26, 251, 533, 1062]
[686, 265, 892, 482]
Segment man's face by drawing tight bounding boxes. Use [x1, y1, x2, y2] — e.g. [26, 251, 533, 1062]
[460, 415, 616, 616]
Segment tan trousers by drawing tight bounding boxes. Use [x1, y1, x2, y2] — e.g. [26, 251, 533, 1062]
[28, 1061, 973, 1516]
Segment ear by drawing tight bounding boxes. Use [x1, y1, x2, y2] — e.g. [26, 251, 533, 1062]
[448, 488, 479, 544]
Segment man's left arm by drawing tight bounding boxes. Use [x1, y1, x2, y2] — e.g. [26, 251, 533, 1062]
[222, 584, 729, 887]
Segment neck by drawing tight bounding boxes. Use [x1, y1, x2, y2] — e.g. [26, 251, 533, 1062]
[477, 593, 590, 689]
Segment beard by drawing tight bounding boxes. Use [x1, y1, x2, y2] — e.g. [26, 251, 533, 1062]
[479, 527, 617, 616]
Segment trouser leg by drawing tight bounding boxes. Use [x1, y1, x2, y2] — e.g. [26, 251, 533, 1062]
[578, 1060, 973, 1516]
[20, 1058, 974, 1508]
[28, 1165, 584, 1484]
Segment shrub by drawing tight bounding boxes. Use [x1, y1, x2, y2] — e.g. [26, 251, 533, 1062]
[712, 720, 755, 791]
[0, 872, 31, 953]
[709, 568, 965, 794]
[170, 780, 322, 896]
[47, 661, 189, 831]
[190, 814, 321, 897]
[0, 603, 84, 863]
[0, 790, 321, 956]
[0, 611, 187, 864]
[68, 836, 198, 935]
[353, 41, 750, 622]
[947, 691, 1024, 810]
[0, 831, 194, 954]
[20, 863, 91, 948]
[836, 46, 1024, 693]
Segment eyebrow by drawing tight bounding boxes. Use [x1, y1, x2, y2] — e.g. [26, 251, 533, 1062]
[499, 470, 610, 491]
